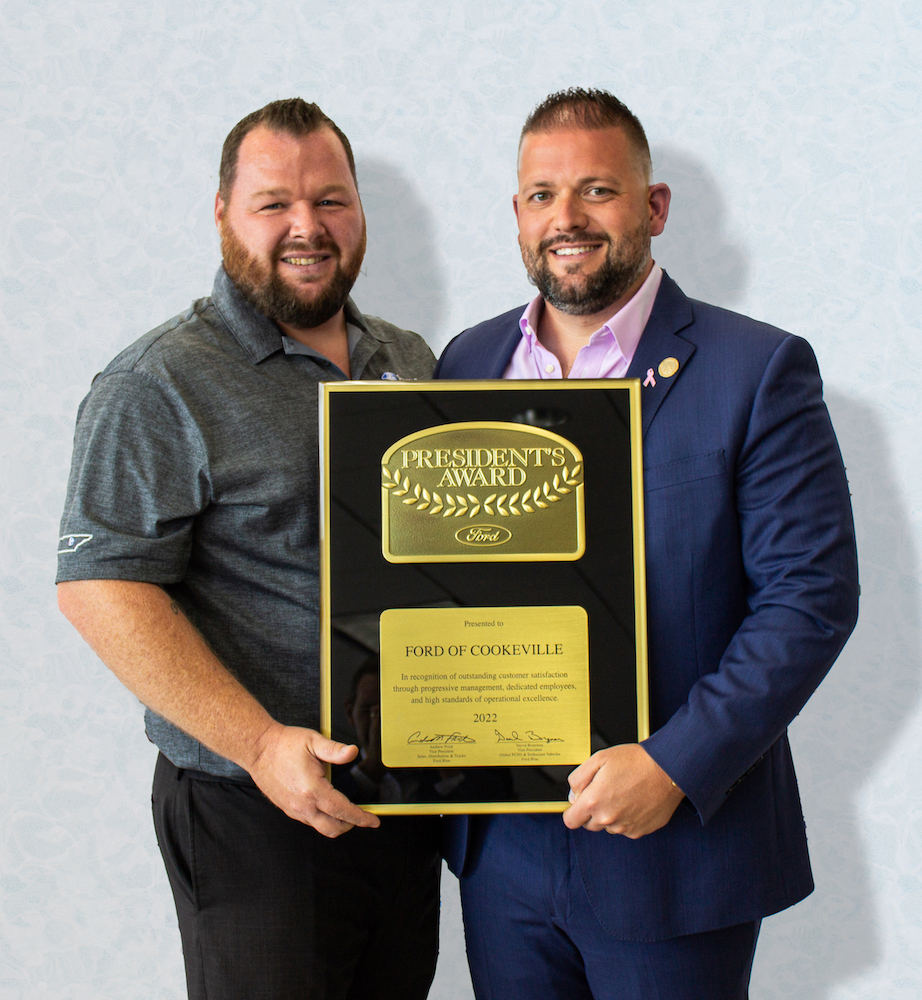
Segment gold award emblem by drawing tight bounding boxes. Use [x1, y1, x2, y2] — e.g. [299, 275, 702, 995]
[658, 357, 680, 379]
[381, 421, 585, 563]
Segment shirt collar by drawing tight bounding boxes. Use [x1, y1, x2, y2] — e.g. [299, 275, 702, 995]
[210, 265, 370, 366]
[518, 263, 663, 366]
[280, 323, 363, 373]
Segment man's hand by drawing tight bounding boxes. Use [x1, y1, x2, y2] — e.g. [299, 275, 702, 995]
[563, 743, 685, 838]
[249, 723, 381, 838]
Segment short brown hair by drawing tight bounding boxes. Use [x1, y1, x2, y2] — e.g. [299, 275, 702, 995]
[520, 88, 652, 178]
[218, 98, 357, 201]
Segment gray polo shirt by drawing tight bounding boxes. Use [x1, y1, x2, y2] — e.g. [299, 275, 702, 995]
[57, 267, 435, 778]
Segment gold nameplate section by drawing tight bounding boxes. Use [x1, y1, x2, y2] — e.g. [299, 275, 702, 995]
[381, 422, 584, 562]
[379, 606, 590, 768]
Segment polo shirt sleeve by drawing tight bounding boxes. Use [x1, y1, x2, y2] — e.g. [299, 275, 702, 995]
[56, 369, 210, 584]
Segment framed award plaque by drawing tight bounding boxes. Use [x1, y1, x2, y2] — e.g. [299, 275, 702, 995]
[319, 380, 647, 814]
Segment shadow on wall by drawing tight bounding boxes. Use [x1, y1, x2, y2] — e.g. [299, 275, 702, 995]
[351, 157, 448, 347]
[646, 144, 910, 997]
[650, 145, 750, 309]
[755, 394, 920, 999]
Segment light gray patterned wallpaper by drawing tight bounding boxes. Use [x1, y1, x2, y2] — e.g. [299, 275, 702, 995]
[2, 0, 920, 997]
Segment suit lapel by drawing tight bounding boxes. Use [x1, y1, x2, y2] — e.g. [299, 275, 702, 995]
[486, 321, 522, 378]
[626, 272, 697, 437]
[438, 307, 523, 379]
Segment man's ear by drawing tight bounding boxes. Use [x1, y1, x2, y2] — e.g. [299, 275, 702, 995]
[214, 191, 225, 228]
[648, 183, 670, 237]
[512, 193, 519, 220]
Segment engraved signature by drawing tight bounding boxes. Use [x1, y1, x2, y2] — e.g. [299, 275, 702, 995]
[407, 731, 476, 744]
[494, 729, 564, 744]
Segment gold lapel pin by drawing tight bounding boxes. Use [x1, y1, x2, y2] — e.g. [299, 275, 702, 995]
[658, 357, 680, 379]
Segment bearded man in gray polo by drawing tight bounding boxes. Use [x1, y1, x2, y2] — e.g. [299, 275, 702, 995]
[56, 99, 439, 1000]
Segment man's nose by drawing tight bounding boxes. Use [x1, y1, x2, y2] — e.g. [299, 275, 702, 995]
[288, 202, 325, 240]
[553, 193, 588, 232]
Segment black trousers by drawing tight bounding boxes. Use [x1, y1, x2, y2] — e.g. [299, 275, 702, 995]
[152, 754, 441, 1000]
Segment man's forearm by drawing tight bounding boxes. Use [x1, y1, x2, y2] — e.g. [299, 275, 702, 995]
[57, 578, 379, 836]
[58, 578, 277, 770]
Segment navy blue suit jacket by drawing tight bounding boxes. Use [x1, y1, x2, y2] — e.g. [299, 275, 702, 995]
[435, 273, 859, 939]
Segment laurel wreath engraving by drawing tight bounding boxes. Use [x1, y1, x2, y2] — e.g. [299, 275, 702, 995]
[382, 465, 582, 517]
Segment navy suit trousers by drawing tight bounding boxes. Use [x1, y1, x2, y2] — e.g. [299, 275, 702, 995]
[459, 814, 760, 1000]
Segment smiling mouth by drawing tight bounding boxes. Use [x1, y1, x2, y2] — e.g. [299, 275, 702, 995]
[550, 245, 599, 257]
[282, 255, 329, 266]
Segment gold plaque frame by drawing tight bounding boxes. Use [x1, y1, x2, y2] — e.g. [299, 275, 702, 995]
[320, 380, 648, 815]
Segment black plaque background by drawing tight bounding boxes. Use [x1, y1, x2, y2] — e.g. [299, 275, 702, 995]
[322, 381, 645, 812]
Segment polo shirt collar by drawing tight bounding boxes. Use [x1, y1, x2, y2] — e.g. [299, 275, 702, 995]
[210, 266, 371, 366]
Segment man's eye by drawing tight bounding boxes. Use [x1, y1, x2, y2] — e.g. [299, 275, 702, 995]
[531, 192, 550, 203]
[318, 199, 343, 207]
[587, 187, 613, 197]
[261, 203, 284, 211]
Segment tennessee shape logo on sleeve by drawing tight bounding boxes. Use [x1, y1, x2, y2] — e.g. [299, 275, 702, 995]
[58, 534, 93, 554]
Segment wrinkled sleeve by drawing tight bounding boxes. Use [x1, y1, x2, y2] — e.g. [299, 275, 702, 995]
[642, 335, 859, 823]
[56, 370, 210, 584]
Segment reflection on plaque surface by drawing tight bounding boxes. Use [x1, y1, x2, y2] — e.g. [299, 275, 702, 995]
[320, 381, 648, 815]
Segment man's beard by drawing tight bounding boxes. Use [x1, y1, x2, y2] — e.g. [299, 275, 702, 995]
[521, 222, 650, 317]
[220, 221, 366, 330]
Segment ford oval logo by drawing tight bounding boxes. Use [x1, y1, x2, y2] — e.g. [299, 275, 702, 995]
[456, 524, 512, 547]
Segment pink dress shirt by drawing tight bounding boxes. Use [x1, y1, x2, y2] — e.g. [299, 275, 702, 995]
[503, 265, 663, 380]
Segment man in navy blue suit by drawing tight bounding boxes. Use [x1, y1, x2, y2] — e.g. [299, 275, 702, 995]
[435, 89, 859, 1000]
